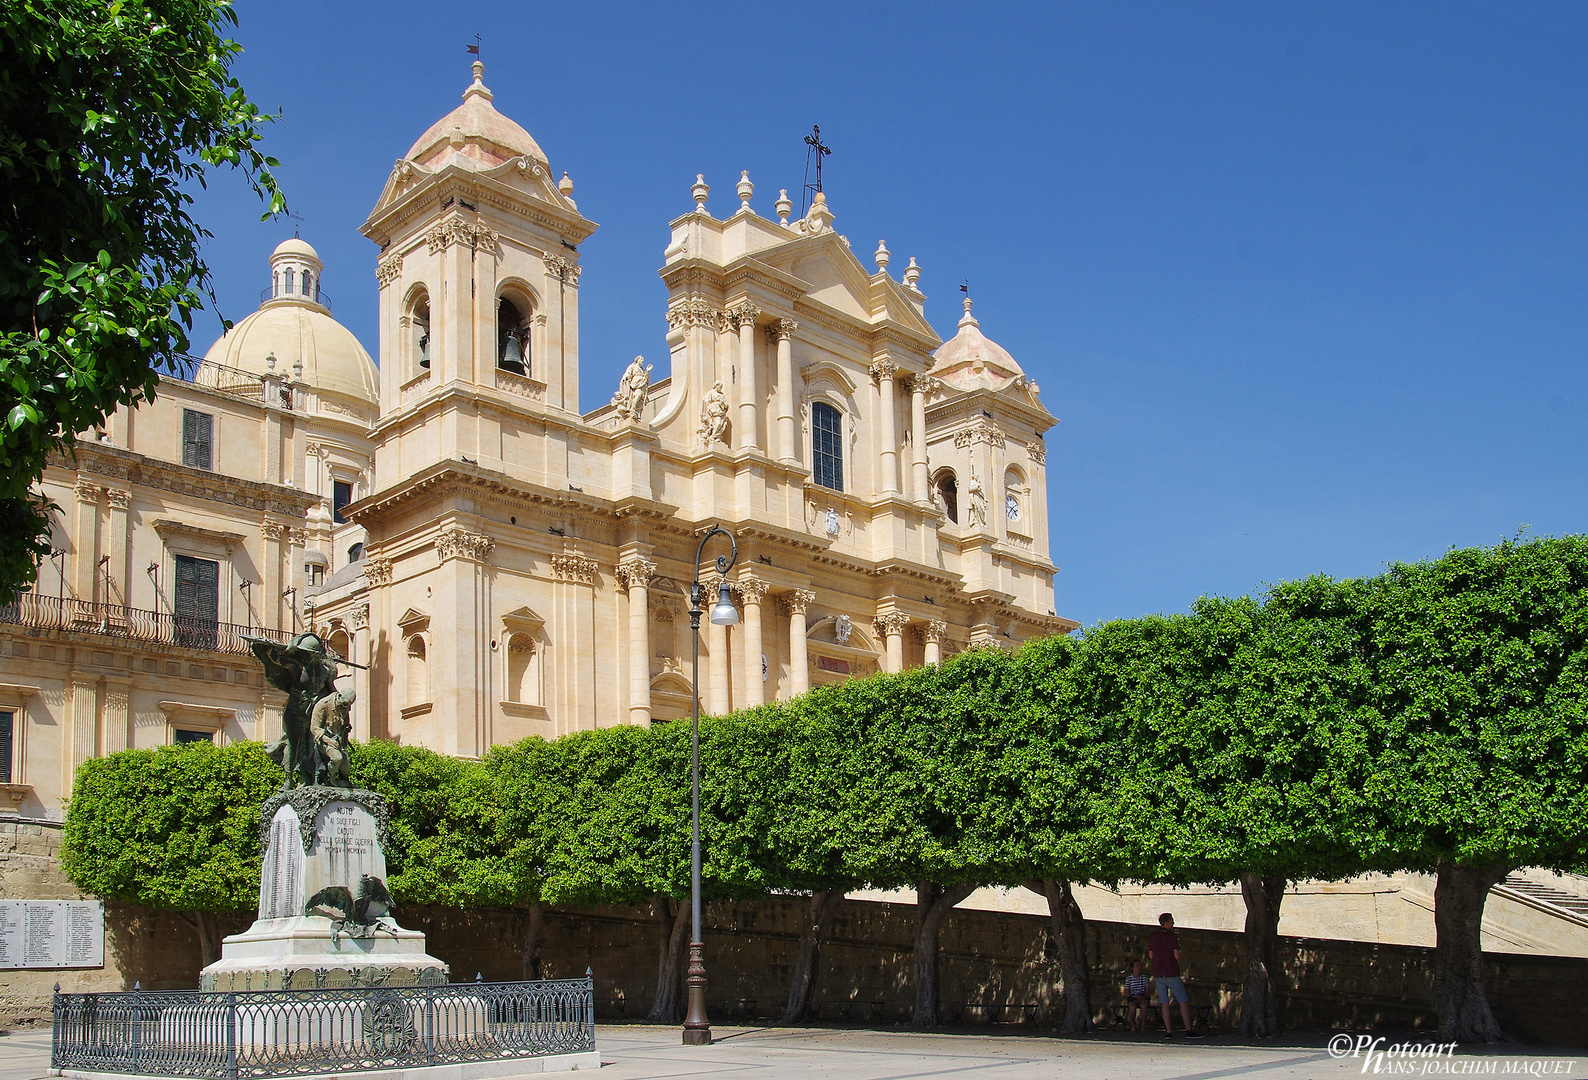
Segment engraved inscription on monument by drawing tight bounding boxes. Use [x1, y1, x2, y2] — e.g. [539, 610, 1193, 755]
[258, 804, 306, 920]
[0, 901, 104, 969]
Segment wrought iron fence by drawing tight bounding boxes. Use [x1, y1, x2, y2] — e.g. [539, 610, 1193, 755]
[52, 976, 595, 1078]
[0, 593, 290, 657]
[162, 356, 268, 399]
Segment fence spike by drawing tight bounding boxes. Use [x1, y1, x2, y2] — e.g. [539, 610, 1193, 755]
[476, 971, 483, 983]
[54, 982, 60, 993]
[134, 981, 141, 991]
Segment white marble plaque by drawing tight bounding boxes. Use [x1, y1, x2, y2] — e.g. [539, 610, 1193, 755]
[0, 901, 103, 969]
[258, 804, 306, 920]
[302, 801, 388, 907]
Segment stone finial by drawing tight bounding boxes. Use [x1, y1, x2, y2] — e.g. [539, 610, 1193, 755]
[737, 170, 754, 212]
[959, 295, 978, 328]
[692, 174, 710, 213]
[775, 189, 793, 225]
[466, 60, 492, 101]
[903, 258, 921, 290]
[559, 172, 575, 197]
[874, 240, 891, 273]
[266, 351, 277, 372]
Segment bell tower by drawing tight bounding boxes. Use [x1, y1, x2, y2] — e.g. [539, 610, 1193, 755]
[361, 60, 598, 461]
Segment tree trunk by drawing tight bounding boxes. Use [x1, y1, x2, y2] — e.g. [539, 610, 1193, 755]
[1237, 872, 1286, 1037]
[912, 881, 976, 1027]
[1025, 879, 1093, 1033]
[183, 911, 222, 969]
[520, 903, 544, 981]
[1433, 860, 1508, 1043]
[646, 894, 690, 1023]
[782, 889, 845, 1024]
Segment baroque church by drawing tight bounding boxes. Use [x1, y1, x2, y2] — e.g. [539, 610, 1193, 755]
[0, 60, 1071, 815]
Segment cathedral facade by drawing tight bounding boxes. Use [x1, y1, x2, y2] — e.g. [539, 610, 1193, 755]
[0, 61, 1071, 816]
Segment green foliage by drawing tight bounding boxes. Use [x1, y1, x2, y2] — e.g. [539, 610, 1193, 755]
[0, 0, 284, 600]
[61, 741, 280, 913]
[60, 538, 1588, 922]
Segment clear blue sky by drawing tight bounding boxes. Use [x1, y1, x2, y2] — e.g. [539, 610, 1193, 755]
[191, 1, 1588, 628]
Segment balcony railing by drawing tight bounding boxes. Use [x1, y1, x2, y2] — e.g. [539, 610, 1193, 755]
[0, 593, 290, 657]
[160, 356, 292, 409]
[261, 283, 332, 311]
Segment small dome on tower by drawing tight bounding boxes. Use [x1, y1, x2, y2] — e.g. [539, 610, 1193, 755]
[272, 237, 320, 262]
[403, 61, 549, 172]
[930, 297, 1027, 392]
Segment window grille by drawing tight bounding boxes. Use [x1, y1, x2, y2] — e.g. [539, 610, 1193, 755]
[174, 555, 219, 649]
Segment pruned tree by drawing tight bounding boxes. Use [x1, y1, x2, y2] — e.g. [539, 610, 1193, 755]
[61, 742, 280, 967]
[0, 0, 284, 599]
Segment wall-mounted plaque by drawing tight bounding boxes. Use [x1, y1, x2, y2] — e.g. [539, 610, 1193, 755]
[0, 900, 104, 969]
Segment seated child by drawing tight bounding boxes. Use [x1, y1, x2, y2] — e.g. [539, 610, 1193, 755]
[1124, 959, 1151, 1032]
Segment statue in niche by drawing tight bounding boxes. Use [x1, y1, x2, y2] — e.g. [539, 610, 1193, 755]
[967, 471, 988, 528]
[245, 631, 353, 790]
[611, 355, 652, 422]
[699, 379, 730, 444]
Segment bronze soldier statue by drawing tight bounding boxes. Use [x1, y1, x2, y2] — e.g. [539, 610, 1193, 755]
[244, 631, 343, 790]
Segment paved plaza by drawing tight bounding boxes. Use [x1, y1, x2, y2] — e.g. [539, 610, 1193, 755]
[3, 1024, 1584, 1080]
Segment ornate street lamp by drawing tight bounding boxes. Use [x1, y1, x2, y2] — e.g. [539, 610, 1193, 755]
[683, 525, 738, 1045]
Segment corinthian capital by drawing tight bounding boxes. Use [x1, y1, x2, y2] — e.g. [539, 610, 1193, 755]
[869, 358, 899, 383]
[779, 589, 816, 616]
[736, 576, 770, 604]
[437, 528, 495, 563]
[874, 612, 911, 637]
[727, 301, 761, 329]
[616, 557, 657, 591]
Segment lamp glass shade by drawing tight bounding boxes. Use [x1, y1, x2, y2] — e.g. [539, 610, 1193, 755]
[709, 582, 739, 626]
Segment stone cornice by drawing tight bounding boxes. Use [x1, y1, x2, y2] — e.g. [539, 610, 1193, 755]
[53, 444, 314, 519]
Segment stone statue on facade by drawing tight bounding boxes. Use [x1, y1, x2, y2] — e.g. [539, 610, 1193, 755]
[245, 631, 343, 791]
[967, 471, 988, 528]
[610, 355, 652, 422]
[699, 379, 730, 444]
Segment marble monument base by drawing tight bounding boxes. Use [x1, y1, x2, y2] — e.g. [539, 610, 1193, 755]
[201, 786, 448, 992]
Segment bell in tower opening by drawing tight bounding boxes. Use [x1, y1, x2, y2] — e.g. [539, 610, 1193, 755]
[498, 296, 528, 375]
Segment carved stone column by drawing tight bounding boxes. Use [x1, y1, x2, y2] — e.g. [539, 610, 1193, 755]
[65, 673, 98, 796]
[872, 360, 900, 494]
[731, 303, 762, 452]
[349, 603, 372, 743]
[261, 520, 286, 632]
[909, 376, 935, 502]
[738, 576, 769, 707]
[105, 489, 131, 610]
[876, 612, 910, 674]
[617, 558, 657, 725]
[72, 477, 99, 607]
[782, 590, 815, 697]
[772, 320, 798, 463]
[922, 620, 948, 667]
[437, 527, 495, 755]
[706, 575, 732, 715]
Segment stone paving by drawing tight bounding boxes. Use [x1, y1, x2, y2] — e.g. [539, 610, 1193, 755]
[2, 1024, 1583, 1080]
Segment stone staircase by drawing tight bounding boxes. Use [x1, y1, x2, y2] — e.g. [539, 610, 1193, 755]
[1499, 873, 1588, 922]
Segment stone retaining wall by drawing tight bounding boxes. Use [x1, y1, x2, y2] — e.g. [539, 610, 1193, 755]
[4, 818, 1581, 1045]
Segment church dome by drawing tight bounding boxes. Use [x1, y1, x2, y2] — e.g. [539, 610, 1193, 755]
[201, 241, 379, 409]
[930, 298, 1026, 389]
[404, 61, 548, 172]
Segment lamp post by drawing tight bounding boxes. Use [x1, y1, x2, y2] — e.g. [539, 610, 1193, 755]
[683, 525, 738, 1046]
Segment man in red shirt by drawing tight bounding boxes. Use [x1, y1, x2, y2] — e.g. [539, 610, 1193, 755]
[1147, 912, 1201, 1038]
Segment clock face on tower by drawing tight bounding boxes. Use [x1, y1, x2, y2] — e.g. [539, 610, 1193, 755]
[1006, 494, 1020, 522]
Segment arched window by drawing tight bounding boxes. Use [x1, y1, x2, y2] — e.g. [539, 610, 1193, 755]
[497, 297, 528, 375]
[284, 267, 295, 293]
[405, 633, 428, 705]
[347, 542, 364, 564]
[302, 270, 313, 298]
[1004, 467, 1025, 526]
[934, 469, 959, 524]
[326, 629, 350, 663]
[411, 294, 431, 373]
[506, 632, 537, 704]
[272, 271, 280, 297]
[812, 402, 844, 492]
